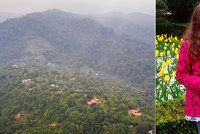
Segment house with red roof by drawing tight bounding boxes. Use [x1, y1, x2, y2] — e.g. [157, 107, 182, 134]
[87, 97, 101, 107]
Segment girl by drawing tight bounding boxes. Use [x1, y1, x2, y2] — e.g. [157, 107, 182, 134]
[176, 2, 200, 134]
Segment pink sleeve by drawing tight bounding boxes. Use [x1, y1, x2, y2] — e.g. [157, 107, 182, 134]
[176, 41, 200, 89]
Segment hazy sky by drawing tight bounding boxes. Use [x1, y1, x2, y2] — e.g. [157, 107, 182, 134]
[0, 0, 155, 15]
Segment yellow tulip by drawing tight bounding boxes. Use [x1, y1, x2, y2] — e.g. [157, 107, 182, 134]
[164, 75, 170, 82]
[160, 52, 164, 57]
[166, 60, 171, 65]
[167, 51, 170, 55]
[175, 36, 178, 41]
[173, 71, 176, 77]
[162, 62, 167, 68]
[156, 50, 159, 57]
[159, 37, 163, 42]
[159, 68, 165, 77]
[155, 41, 158, 45]
[175, 49, 178, 55]
[172, 43, 175, 47]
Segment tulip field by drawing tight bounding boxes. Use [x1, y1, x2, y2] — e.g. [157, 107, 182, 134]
[156, 34, 186, 101]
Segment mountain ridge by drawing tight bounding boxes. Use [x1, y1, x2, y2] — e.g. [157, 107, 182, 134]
[0, 9, 154, 87]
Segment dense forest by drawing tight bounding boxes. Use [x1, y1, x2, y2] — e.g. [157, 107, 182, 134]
[0, 64, 154, 133]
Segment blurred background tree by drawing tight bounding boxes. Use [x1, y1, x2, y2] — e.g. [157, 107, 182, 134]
[156, 0, 199, 36]
[166, 0, 198, 21]
[156, 0, 168, 17]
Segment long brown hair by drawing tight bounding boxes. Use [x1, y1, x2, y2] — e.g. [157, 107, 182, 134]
[184, 2, 200, 60]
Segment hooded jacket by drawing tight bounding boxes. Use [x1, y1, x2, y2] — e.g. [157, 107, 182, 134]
[176, 40, 200, 118]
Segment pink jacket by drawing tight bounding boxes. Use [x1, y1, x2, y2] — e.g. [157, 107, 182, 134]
[176, 40, 200, 117]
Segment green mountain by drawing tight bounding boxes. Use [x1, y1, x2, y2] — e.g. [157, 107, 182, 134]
[0, 9, 154, 87]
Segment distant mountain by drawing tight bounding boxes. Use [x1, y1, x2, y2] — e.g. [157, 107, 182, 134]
[0, 9, 154, 87]
[93, 12, 155, 44]
[98, 12, 155, 29]
[0, 12, 22, 22]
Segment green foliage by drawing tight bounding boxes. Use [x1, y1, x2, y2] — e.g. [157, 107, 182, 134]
[0, 65, 154, 133]
[156, 18, 188, 36]
[157, 120, 197, 134]
[156, 96, 198, 133]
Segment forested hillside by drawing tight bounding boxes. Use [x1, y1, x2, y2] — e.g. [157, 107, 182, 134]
[0, 65, 154, 133]
[0, 9, 154, 88]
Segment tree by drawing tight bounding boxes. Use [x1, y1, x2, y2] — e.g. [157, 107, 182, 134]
[156, 0, 169, 17]
[166, 0, 199, 21]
